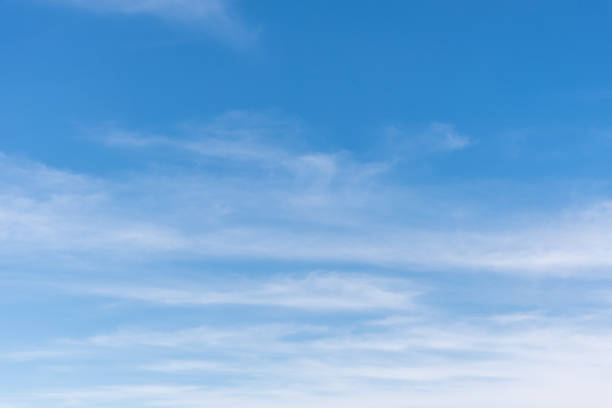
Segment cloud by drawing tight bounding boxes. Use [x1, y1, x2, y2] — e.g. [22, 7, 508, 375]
[70, 272, 417, 311]
[46, 0, 257, 46]
[79, 323, 333, 351]
[427, 121, 472, 150]
[3, 114, 612, 274]
[24, 379, 612, 408]
[384, 121, 472, 155]
[11, 311, 612, 408]
[100, 111, 346, 176]
[1, 350, 79, 362]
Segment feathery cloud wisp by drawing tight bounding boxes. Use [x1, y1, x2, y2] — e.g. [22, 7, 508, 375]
[68, 273, 418, 311]
[3, 113, 612, 274]
[47, 0, 257, 46]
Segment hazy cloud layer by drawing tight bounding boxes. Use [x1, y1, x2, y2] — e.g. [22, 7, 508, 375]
[7, 309, 612, 408]
[3, 111, 612, 408]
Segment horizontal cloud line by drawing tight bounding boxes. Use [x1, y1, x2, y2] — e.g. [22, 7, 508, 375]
[66, 272, 418, 311]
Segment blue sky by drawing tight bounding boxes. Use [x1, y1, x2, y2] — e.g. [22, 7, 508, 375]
[2, 1, 612, 407]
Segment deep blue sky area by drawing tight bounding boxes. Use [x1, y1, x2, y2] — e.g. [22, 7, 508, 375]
[2, 0, 612, 176]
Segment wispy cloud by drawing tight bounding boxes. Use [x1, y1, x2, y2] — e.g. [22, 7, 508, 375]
[1, 349, 79, 362]
[384, 121, 472, 155]
[425, 121, 472, 150]
[11, 310, 612, 408]
[100, 111, 369, 179]
[3, 114, 612, 274]
[46, 0, 257, 46]
[69, 272, 417, 311]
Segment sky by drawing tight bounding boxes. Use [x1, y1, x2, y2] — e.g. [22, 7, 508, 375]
[2, 0, 612, 407]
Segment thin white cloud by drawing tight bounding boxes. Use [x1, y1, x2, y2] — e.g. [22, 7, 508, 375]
[3, 115, 612, 274]
[1, 350, 79, 362]
[46, 0, 257, 46]
[27, 379, 612, 408]
[13, 312, 612, 408]
[427, 121, 472, 150]
[384, 121, 472, 155]
[100, 111, 353, 177]
[77, 323, 330, 352]
[142, 360, 229, 372]
[72, 272, 417, 311]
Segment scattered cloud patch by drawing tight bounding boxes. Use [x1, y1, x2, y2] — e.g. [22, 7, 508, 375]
[427, 121, 472, 150]
[384, 121, 472, 156]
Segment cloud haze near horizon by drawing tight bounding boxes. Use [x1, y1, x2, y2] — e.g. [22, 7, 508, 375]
[2, 111, 612, 407]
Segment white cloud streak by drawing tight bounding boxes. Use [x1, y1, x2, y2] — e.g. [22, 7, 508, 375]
[46, 0, 257, 46]
[71, 272, 417, 310]
[2, 112, 612, 274]
[384, 121, 472, 154]
[11, 312, 612, 408]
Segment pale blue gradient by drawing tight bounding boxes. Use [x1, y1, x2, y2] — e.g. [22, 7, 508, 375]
[2, 1, 612, 407]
